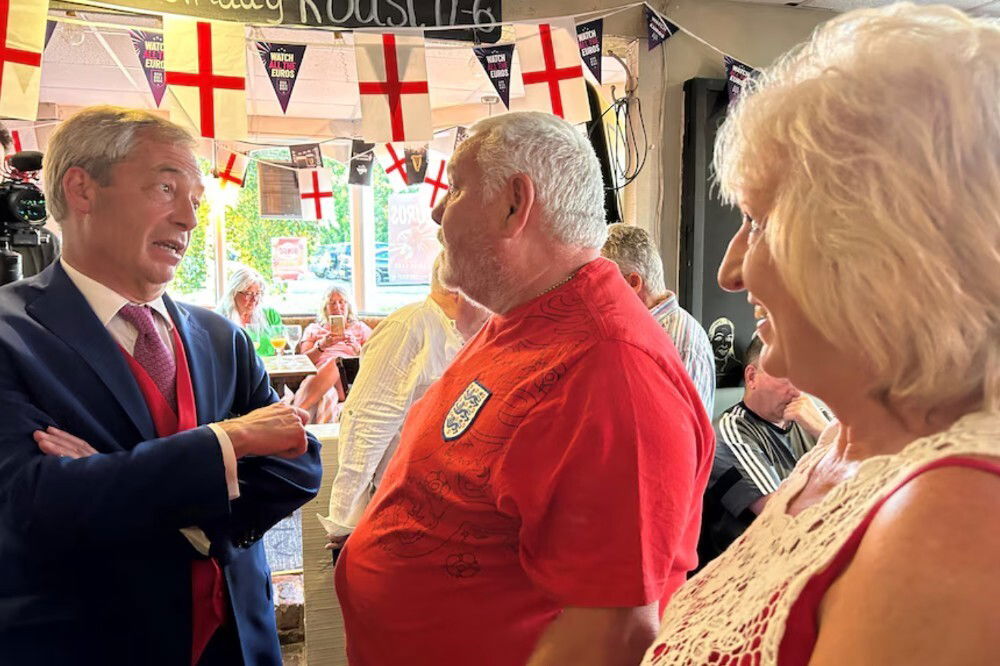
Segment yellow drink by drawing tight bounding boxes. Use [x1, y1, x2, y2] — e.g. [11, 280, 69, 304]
[270, 337, 287, 353]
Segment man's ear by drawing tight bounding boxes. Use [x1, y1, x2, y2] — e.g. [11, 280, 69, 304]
[499, 173, 535, 239]
[744, 363, 757, 389]
[625, 272, 644, 295]
[61, 166, 98, 217]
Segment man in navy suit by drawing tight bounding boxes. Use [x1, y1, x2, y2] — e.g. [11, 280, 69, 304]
[0, 106, 322, 665]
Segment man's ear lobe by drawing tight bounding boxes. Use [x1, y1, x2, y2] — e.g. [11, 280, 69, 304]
[62, 166, 97, 216]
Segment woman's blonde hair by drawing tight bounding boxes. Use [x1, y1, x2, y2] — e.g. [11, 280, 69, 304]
[715, 2, 1000, 411]
[316, 284, 358, 324]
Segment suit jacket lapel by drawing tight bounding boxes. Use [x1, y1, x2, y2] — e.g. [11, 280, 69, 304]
[165, 295, 216, 425]
[25, 263, 155, 440]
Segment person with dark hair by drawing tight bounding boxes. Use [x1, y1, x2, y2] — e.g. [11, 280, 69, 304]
[698, 335, 830, 566]
[0, 123, 12, 153]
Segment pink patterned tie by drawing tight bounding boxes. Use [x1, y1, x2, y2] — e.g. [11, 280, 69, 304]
[118, 304, 177, 412]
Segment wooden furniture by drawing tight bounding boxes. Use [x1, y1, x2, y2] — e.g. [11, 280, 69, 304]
[301, 423, 348, 665]
[262, 354, 317, 394]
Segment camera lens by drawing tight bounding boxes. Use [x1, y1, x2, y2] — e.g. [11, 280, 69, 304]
[11, 187, 46, 225]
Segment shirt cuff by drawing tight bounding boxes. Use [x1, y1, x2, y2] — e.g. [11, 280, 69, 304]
[207, 423, 240, 500]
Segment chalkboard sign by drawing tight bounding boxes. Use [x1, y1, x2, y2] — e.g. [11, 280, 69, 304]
[93, 0, 502, 43]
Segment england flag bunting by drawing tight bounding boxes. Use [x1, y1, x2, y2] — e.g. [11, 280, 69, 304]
[514, 20, 591, 124]
[423, 153, 449, 208]
[8, 125, 38, 152]
[164, 17, 248, 140]
[214, 145, 248, 188]
[355, 32, 433, 143]
[0, 0, 49, 120]
[376, 142, 412, 188]
[297, 168, 335, 221]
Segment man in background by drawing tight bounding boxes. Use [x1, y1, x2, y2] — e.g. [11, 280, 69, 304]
[602, 223, 715, 414]
[699, 335, 830, 566]
[320, 255, 488, 544]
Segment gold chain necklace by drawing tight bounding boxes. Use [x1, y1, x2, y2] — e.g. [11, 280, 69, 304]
[534, 270, 578, 299]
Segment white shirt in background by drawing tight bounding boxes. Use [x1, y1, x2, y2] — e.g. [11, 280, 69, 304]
[318, 296, 464, 537]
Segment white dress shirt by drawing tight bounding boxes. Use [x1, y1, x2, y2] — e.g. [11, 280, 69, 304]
[61, 259, 239, 554]
[318, 296, 464, 537]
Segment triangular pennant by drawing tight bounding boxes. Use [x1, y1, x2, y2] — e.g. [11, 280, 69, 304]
[9, 125, 38, 153]
[164, 17, 247, 140]
[297, 168, 335, 221]
[348, 139, 376, 186]
[645, 4, 680, 51]
[473, 43, 514, 109]
[576, 19, 603, 84]
[256, 42, 306, 114]
[377, 142, 410, 187]
[44, 20, 55, 49]
[130, 30, 166, 108]
[514, 21, 591, 123]
[355, 32, 432, 143]
[215, 145, 248, 188]
[724, 56, 757, 104]
[404, 144, 428, 186]
[423, 155, 449, 208]
[0, 0, 49, 121]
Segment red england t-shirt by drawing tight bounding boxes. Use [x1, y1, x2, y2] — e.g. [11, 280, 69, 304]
[335, 258, 714, 665]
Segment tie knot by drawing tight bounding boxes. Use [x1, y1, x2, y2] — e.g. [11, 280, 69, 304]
[118, 304, 158, 337]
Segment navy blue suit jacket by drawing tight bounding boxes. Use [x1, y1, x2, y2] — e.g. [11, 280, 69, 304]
[0, 263, 322, 665]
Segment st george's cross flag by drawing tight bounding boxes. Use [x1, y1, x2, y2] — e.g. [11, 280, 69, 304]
[297, 168, 335, 221]
[0, 0, 49, 120]
[215, 145, 248, 188]
[164, 17, 247, 140]
[514, 20, 590, 124]
[8, 125, 38, 153]
[354, 32, 432, 143]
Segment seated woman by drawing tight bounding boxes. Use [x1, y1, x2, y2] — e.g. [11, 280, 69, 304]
[216, 265, 283, 356]
[642, 5, 1000, 665]
[294, 286, 373, 422]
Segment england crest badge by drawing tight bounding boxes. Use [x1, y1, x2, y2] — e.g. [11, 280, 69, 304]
[442, 380, 492, 441]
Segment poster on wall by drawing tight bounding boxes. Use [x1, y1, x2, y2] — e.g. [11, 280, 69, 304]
[387, 191, 441, 284]
[271, 236, 309, 280]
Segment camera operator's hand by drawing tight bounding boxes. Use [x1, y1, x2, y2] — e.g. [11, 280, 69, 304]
[216, 403, 310, 459]
[34, 426, 98, 459]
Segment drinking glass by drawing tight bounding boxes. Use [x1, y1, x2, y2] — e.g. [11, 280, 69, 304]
[284, 325, 302, 354]
[269, 325, 288, 356]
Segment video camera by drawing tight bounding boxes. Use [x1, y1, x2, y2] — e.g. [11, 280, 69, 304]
[1, 150, 48, 286]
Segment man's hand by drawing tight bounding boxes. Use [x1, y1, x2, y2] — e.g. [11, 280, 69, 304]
[325, 533, 349, 551]
[217, 403, 310, 459]
[782, 396, 830, 439]
[34, 427, 98, 459]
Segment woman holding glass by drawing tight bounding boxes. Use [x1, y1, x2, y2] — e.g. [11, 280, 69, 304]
[641, 5, 1000, 665]
[294, 285, 373, 422]
[216, 265, 283, 356]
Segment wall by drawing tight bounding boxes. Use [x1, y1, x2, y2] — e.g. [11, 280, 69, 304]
[503, 0, 832, 286]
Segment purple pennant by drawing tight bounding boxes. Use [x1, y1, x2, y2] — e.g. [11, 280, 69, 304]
[645, 4, 680, 51]
[129, 31, 166, 108]
[256, 42, 307, 114]
[724, 56, 757, 103]
[473, 43, 514, 109]
[44, 21, 56, 50]
[576, 19, 603, 84]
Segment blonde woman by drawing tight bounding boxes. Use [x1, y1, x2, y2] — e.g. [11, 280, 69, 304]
[294, 285, 372, 422]
[644, 4, 1000, 665]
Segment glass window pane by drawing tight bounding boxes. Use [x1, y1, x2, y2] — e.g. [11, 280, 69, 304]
[225, 149, 352, 317]
[366, 163, 438, 314]
[172, 159, 217, 308]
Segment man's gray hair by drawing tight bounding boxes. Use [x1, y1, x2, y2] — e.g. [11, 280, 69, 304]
[43, 106, 195, 222]
[467, 112, 607, 248]
[601, 223, 666, 297]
